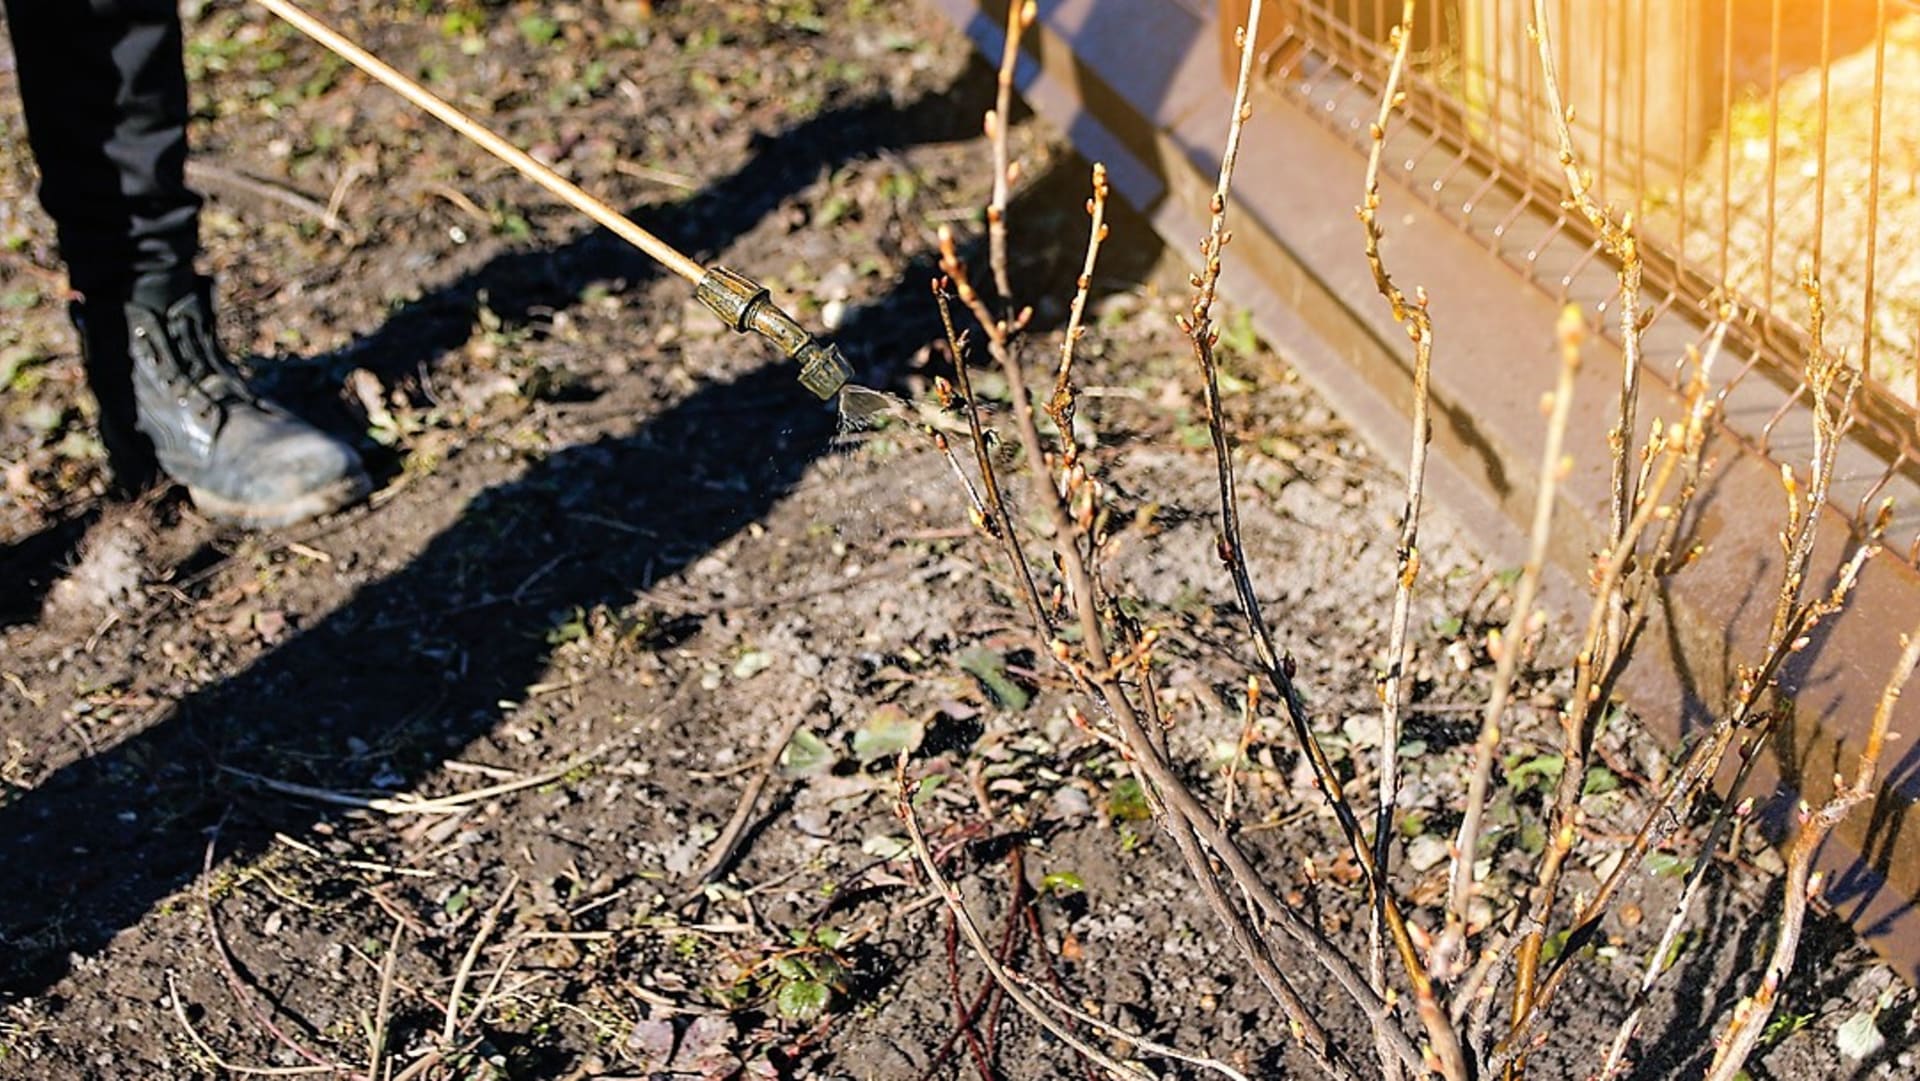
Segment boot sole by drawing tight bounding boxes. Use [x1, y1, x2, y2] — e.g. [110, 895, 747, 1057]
[186, 470, 373, 530]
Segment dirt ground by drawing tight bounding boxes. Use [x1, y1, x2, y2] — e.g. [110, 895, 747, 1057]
[1, 2, 1915, 1079]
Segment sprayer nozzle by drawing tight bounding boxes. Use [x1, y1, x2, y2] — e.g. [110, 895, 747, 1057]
[796, 340, 854, 400]
[695, 265, 851, 400]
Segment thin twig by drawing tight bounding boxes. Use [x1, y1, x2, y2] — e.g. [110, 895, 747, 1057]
[1046, 162, 1110, 443]
[187, 159, 341, 230]
[461, 938, 525, 1045]
[1507, 338, 1717, 1045]
[442, 873, 518, 1045]
[1006, 965, 1259, 1080]
[985, 1, 1034, 303]
[274, 831, 437, 879]
[1442, 305, 1584, 979]
[1134, 665, 1355, 1078]
[1703, 622, 1920, 1081]
[222, 743, 611, 815]
[684, 689, 824, 890]
[933, 281, 1051, 639]
[1355, 9, 1438, 1080]
[386, 1053, 446, 1081]
[1219, 674, 1260, 826]
[1182, 8, 1462, 1075]
[1525, 0, 1642, 558]
[367, 921, 403, 1080]
[1770, 269, 1859, 649]
[322, 157, 371, 235]
[982, 849, 1032, 1071]
[166, 970, 342, 1078]
[612, 158, 700, 190]
[897, 756, 1237, 1081]
[937, 906, 999, 1081]
[930, 428, 990, 526]
[1491, 536, 1881, 1074]
[1021, 901, 1105, 1081]
[202, 828, 352, 1075]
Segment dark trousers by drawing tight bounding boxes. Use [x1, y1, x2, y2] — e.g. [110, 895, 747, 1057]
[3, 0, 200, 303]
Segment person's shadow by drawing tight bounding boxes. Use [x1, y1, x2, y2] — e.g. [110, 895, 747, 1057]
[0, 59, 1149, 1006]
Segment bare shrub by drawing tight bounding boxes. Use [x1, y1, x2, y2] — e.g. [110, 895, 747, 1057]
[900, 1, 1918, 1078]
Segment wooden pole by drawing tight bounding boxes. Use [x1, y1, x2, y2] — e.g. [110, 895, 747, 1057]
[253, 0, 708, 285]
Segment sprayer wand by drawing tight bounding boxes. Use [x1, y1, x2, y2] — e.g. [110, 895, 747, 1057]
[252, 0, 853, 400]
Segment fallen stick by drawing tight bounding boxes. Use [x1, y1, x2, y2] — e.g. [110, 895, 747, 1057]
[223, 743, 612, 815]
[442, 873, 519, 1045]
[683, 689, 825, 891]
[201, 828, 355, 1077]
[186, 159, 341, 230]
[167, 970, 339, 1078]
[367, 921, 403, 1079]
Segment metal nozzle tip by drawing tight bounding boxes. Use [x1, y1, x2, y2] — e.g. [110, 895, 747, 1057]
[693, 266, 850, 399]
[797, 340, 853, 400]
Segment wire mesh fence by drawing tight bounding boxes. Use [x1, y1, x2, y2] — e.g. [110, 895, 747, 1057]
[1227, 0, 1920, 564]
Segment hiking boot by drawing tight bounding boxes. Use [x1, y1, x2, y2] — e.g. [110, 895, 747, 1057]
[79, 278, 369, 528]
[70, 298, 159, 496]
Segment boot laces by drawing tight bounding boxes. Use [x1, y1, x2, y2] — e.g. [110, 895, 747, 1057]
[154, 302, 272, 427]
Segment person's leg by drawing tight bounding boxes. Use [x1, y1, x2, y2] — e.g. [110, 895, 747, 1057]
[5, 0, 368, 526]
[4, 0, 199, 304]
[4, 0, 195, 487]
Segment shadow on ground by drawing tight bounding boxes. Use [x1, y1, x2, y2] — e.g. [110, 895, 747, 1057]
[0, 58, 1162, 1004]
[0, 505, 98, 625]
